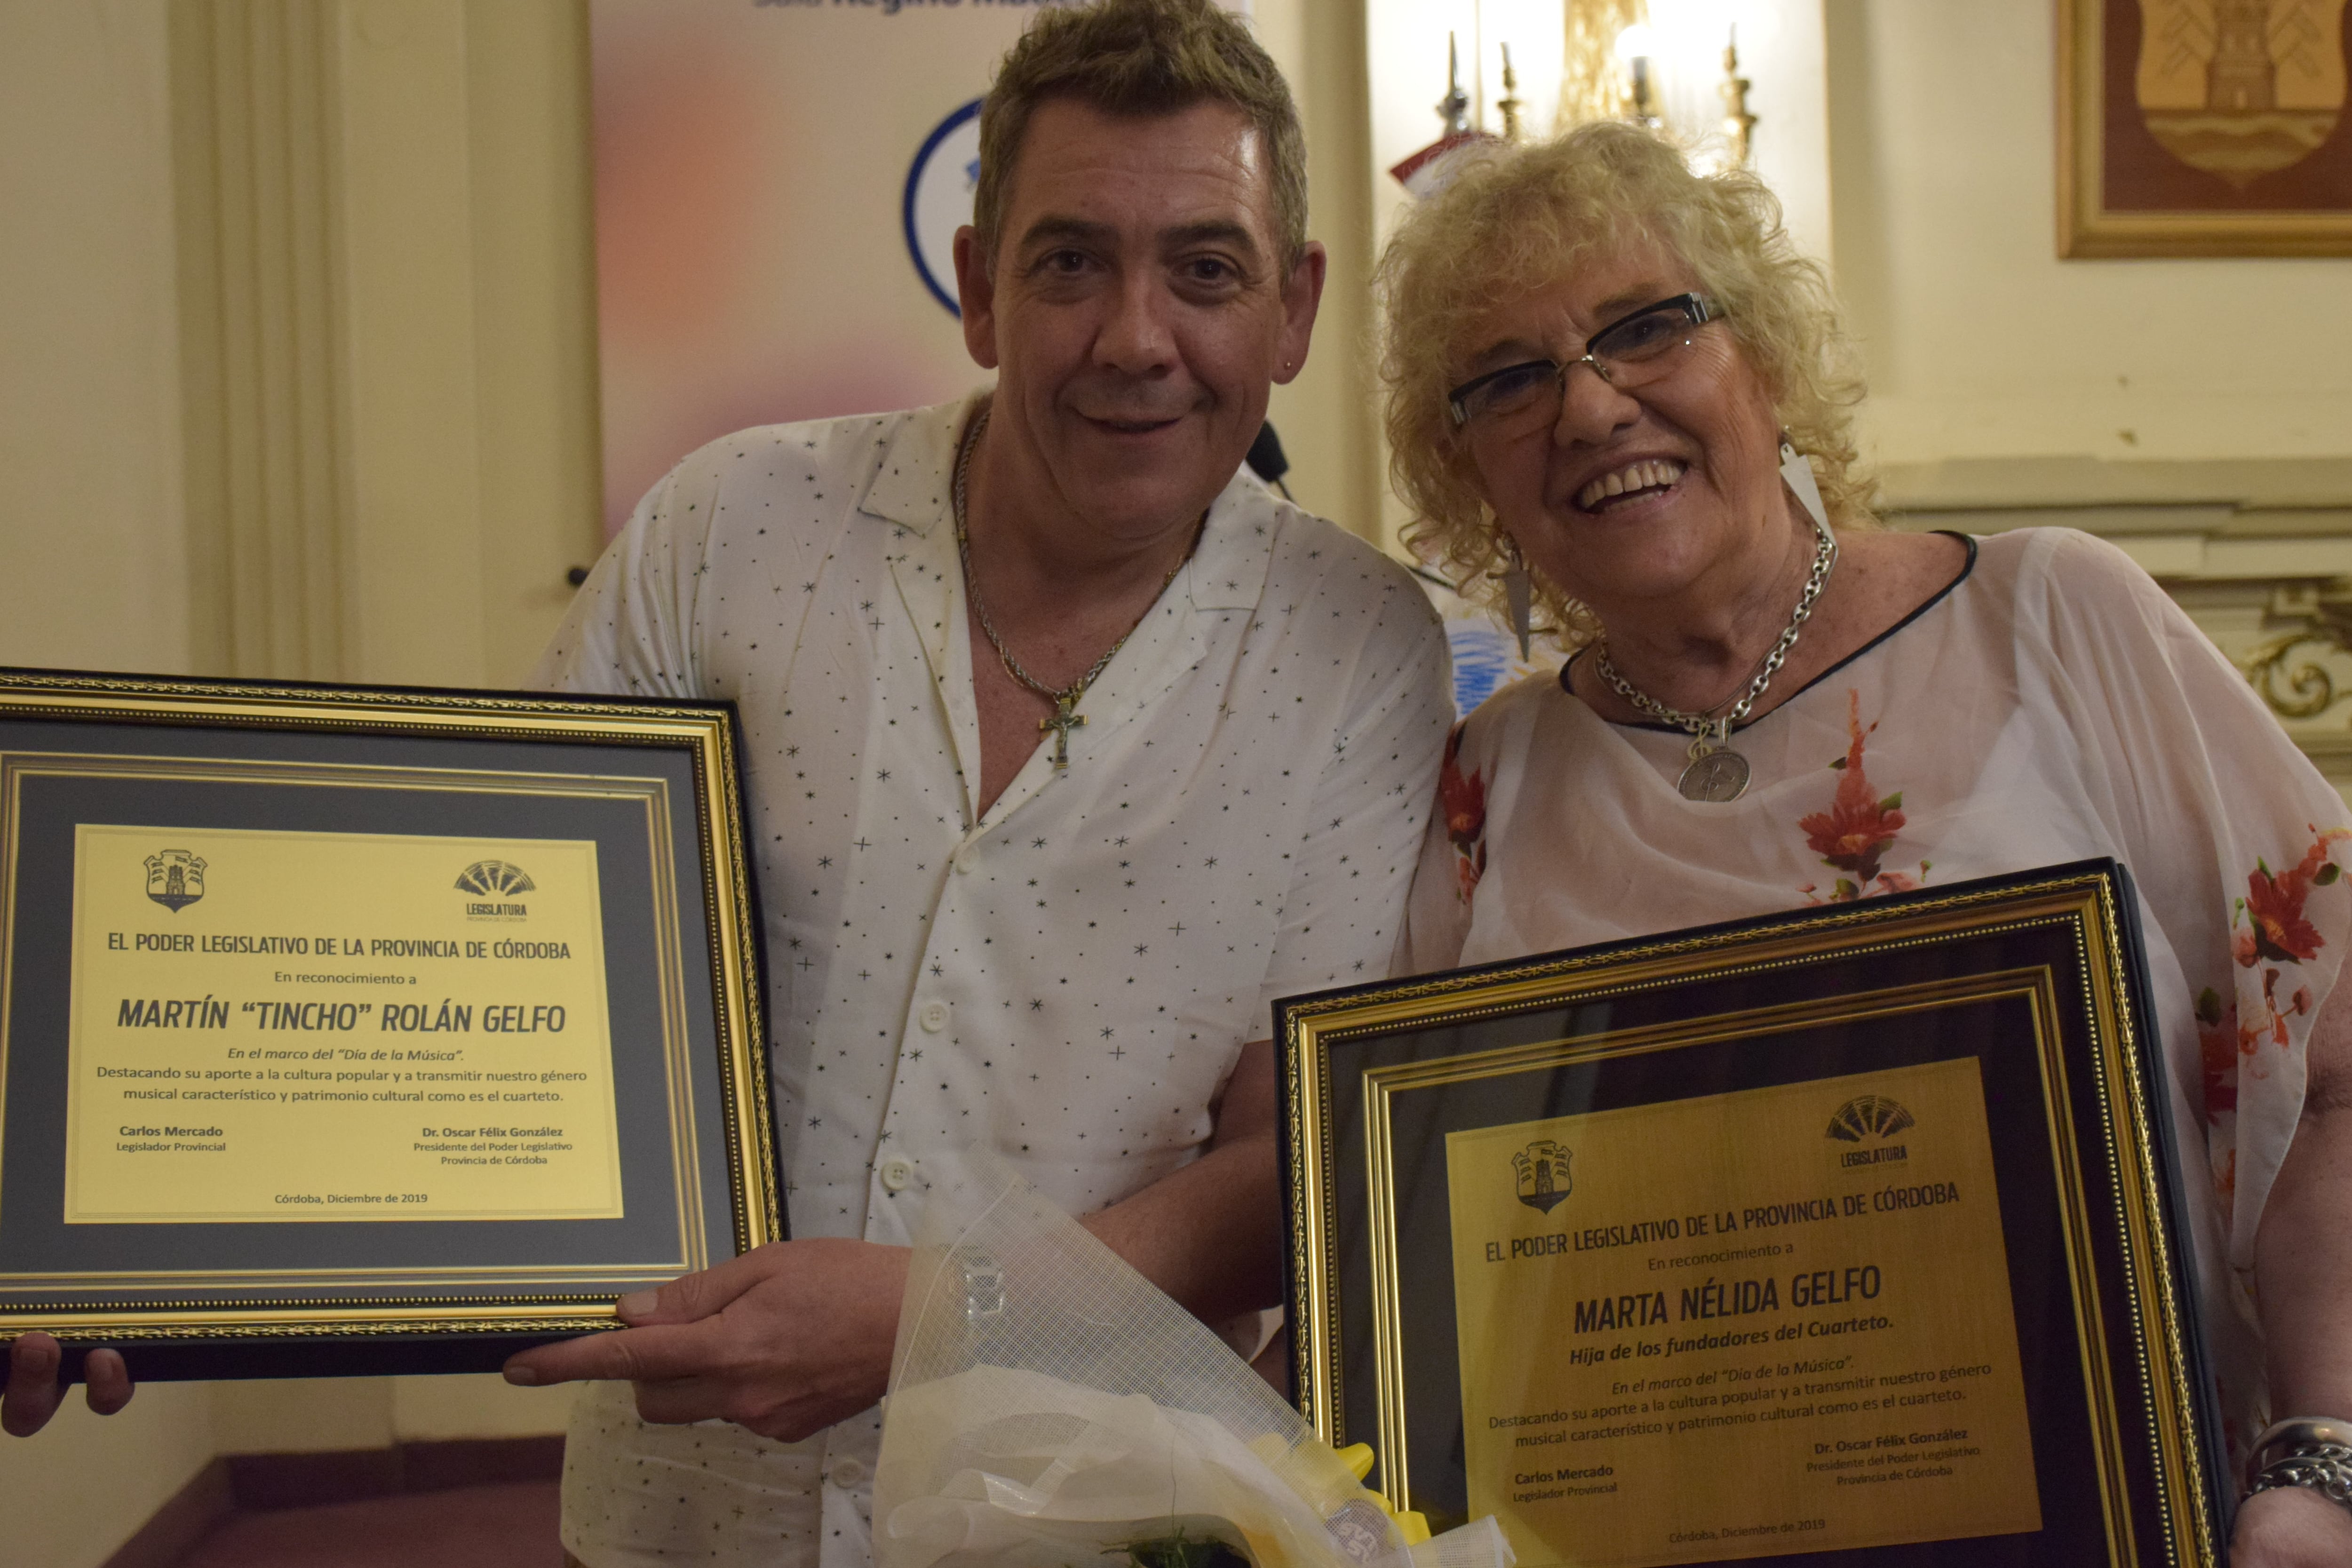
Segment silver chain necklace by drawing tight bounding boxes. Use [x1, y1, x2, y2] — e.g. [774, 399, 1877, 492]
[1592, 511, 1839, 803]
[952, 401, 1198, 771]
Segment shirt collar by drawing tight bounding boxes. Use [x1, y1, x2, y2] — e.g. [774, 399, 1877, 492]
[1182, 467, 1282, 611]
[855, 394, 976, 536]
[856, 390, 1283, 613]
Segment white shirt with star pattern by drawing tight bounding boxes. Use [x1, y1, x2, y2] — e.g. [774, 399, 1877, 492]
[531, 394, 1453, 1568]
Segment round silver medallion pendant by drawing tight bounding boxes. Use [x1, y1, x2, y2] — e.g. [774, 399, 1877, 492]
[1678, 748, 1752, 803]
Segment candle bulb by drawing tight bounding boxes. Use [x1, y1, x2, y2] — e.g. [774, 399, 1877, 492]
[1613, 22, 1662, 129]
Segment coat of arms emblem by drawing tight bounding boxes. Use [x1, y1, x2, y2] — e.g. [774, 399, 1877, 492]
[143, 849, 207, 912]
[1511, 1139, 1573, 1213]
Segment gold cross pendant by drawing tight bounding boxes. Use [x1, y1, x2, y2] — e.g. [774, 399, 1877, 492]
[1039, 695, 1087, 770]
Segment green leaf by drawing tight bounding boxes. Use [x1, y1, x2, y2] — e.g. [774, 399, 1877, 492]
[1828, 757, 1847, 770]
[1835, 878, 1859, 899]
[1119, 1531, 1250, 1568]
[2196, 986, 2224, 1026]
[1879, 792, 1903, 811]
[2319, 863, 2343, 885]
[2257, 857, 2273, 876]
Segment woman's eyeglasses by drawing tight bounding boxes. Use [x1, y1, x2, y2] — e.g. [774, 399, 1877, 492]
[1446, 293, 1722, 431]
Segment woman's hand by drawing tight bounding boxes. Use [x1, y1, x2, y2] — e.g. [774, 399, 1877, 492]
[2231, 1485, 2352, 1566]
[3, 1333, 133, 1435]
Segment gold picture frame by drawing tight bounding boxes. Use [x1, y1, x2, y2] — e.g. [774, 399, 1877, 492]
[1277, 862, 2223, 1567]
[0, 668, 779, 1377]
[2059, 0, 2352, 257]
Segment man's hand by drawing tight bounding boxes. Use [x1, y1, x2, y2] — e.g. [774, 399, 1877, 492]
[501, 1041, 1277, 1443]
[3, 1334, 132, 1436]
[501, 1238, 909, 1441]
[2232, 1485, 2352, 1567]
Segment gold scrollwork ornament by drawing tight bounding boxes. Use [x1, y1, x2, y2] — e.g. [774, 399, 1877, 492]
[2241, 585, 2352, 722]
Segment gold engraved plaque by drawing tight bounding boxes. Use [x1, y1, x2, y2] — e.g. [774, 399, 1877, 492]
[1278, 864, 2228, 1566]
[1446, 1059, 2039, 1565]
[0, 669, 779, 1378]
[65, 825, 623, 1224]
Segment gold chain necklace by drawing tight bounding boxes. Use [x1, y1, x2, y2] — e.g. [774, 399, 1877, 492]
[1592, 510, 1839, 803]
[951, 402, 1200, 771]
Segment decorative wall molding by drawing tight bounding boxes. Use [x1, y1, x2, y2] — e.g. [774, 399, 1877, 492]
[1880, 455, 2352, 553]
[168, 0, 602, 689]
[172, 0, 353, 681]
[1882, 455, 2352, 797]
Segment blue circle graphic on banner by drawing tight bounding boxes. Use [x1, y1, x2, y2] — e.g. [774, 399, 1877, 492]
[904, 99, 983, 318]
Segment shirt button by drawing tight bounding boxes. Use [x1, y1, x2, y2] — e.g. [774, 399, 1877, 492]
[878, 1155, 916, 1193]
[917, 1000, 948, 1033]
[831, 1457, 867, 1488]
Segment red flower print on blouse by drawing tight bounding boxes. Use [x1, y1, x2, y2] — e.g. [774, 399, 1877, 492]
[1439, 724, 1488, 902]
[2195, 986, 2238, 1117]
[2205, 825, 2352, 1129]
[1797, 691, 1927, 904]
[2243, 832, 2348, 964]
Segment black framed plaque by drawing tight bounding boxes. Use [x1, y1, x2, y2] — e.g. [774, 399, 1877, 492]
[0, 668, 780, 1379]
[1277, 862, 2224, 1567]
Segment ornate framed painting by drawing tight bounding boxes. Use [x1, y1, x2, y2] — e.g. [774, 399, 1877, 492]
[2060, 0, 2352, 255]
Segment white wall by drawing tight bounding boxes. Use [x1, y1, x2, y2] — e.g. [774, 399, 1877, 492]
[207, 1374, 578, 1453]
[332, 0, 604, 688]
[1825, 0, 2352, 467]
[0, 6, 586, 1562]
[5, 1381, 217, 1568]
[0, 7, 212, 1554]
[0, 1377, 579, 1568]
[1252, 0, 1383, 538]
[1661, 0, 1831, 265]
[0, 0, 194, 677]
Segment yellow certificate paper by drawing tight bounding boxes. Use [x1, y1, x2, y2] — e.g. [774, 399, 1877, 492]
[1446, 1058, 2039, 1566]
[64, 824, 624, 1224]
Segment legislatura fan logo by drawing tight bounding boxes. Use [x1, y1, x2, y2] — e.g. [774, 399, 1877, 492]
[1511, 1139, 1574, 1213]
[454, 861, 535, 896]
[455, 860, 533, 921]
[1826, 1094, 1914, 1169]
[143, 849, 207, 912]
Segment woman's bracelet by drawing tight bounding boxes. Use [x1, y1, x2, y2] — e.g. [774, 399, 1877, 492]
[2244, 1418, 2352, 1514]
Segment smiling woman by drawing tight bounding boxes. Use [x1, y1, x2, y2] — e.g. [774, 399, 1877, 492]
[1379, 121, 2352, 1567]
[1380, 124, 1875, 655]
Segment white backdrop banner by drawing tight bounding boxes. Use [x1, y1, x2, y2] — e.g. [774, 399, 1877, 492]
[590, 0, 1064, 534]
[591, 0, 1262, 535]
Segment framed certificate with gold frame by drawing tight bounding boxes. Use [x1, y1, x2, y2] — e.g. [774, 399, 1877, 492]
[0, 668, 780, 1378]
[1277, 862, 2225, 1567]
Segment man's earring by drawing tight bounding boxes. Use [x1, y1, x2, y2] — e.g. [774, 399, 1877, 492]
[1501, 541, 1533, 661]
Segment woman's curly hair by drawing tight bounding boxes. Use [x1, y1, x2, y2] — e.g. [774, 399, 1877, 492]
[1377, 121, 1875, 650]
